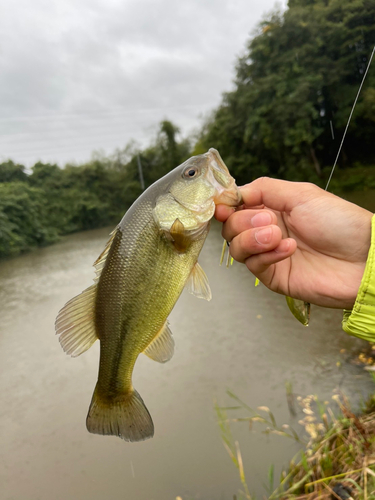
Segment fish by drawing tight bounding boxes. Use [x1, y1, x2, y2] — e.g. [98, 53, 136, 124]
[55, 148, 242, 442]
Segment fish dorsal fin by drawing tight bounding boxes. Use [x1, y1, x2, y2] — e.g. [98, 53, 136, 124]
[170, 218, 190, 252]
[143, 321, 174, 363]
[55, 227, 119, 357]
[186, 262, 212, 301]
[55, 284, 98, 357]
[94, 226, 119, 281]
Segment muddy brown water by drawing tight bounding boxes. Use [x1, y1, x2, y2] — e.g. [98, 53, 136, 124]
[1, 193, 375, 500]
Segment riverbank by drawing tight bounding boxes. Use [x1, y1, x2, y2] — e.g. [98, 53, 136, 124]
[1, 162, 374, 261]
[275, 391, 375, 500]
[218, 370, 375, 500]
[326, 165, 375, 196]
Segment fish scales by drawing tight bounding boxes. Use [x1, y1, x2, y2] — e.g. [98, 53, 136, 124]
[55, 148, 242, 441]
[95, 201, 208, 396]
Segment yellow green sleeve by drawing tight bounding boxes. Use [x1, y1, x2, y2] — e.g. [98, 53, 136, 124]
[342, 215, 375, 340]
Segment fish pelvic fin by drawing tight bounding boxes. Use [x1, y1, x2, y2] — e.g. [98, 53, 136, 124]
[86, 385, 154, 442]
[186, 262, 212, 301]
[143, 321, 174, 363]
[55, 284, 98, 357]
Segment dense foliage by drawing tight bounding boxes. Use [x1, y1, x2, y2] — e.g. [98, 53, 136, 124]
[1, 0, 374, 259]
[0, 121, 191, 259]
[195, 0, 375, 184]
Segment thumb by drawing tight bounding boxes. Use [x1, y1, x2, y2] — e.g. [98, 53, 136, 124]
[240, 178, 316, 212]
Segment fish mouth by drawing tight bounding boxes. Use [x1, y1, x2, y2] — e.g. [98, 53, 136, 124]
[206, 148, 242, 207]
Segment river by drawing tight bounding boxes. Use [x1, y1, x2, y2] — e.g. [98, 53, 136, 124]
[1, 193, 375, 500]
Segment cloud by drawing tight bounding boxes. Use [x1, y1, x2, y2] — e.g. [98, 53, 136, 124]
[0, 0, 286, 166]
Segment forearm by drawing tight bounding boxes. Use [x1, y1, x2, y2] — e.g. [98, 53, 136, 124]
[343, 215, 375, 339]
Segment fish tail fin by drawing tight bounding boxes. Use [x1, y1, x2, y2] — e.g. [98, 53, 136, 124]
[86, 384, 154, 442]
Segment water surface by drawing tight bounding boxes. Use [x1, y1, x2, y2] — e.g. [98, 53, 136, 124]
[1, 207, 374, 499]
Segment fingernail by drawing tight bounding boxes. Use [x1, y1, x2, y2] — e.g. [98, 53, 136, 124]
[251, 212, 272, 227]
[275, 239, 291, 253]
[255, 227, 272, 245]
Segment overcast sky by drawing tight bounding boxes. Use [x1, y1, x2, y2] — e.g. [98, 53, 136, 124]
[1, 0, 286, 167]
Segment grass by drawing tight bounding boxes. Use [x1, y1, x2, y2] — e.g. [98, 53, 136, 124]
[216, 380, 375, 500]
[277, 392, 375, 499]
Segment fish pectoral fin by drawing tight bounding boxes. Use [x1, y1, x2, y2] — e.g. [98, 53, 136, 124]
[169, 218, 190, 252]
[186, 262, 212, 301]
[55, 284, 98, 357]
[143, 321, 174, 363]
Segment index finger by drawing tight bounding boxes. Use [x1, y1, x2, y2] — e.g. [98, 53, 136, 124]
[215, 203, 265, 222]
[215, 204, 235, 222]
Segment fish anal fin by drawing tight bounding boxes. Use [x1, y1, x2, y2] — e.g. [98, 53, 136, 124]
[55, 284, 98, 357]
[170, 218, 190, 252]
[86, 385, 154, 442]
[186, 262, 212, 301]
[143, 321, 174, 363]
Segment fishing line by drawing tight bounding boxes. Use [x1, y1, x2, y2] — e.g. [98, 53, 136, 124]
[325, 45, 375, 191]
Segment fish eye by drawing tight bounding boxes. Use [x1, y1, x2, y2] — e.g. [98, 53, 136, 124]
[183, 167, 199, 179]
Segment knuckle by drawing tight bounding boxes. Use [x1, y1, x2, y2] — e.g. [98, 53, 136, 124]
[245, 255, 257, 274]
[228, 240, 241, 263]
[222, 211, 250, 242]
[230, 233, 248, 263]
[254, 176, 271, 187]
[301, 181, 319, 194]
[266, 209, 278, 225]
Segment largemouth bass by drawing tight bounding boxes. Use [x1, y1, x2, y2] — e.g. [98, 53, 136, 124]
[55, 148, 241, 442]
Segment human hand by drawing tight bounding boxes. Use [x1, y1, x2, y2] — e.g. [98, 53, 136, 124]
[215, 177, 373, 309]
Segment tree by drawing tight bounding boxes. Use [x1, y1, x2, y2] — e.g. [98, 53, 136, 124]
[0, 183, 58, 256]
[0, 160, 28, 183]
[197, 0, 375, 184]
[0, 119, 192, 259]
